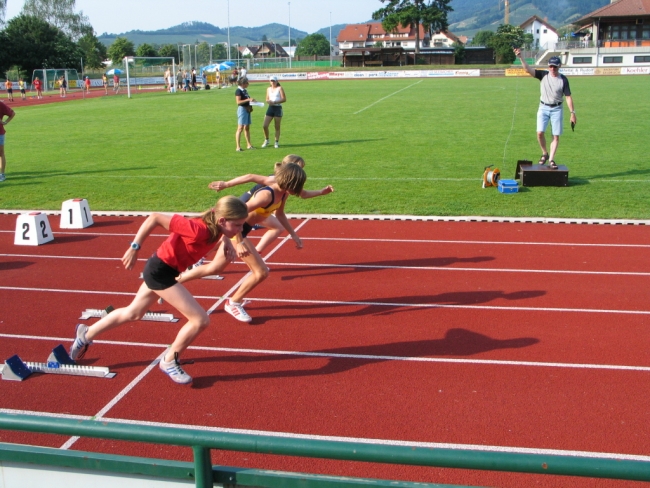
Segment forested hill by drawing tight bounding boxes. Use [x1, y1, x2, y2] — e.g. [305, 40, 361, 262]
[449, 0, 610, 35]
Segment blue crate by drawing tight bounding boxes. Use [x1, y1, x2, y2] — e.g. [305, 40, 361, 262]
[498, 179, 518, 194]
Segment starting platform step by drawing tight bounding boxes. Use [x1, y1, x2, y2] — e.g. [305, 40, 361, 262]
[79, 308, 179, 323]
[1, 345, 116, 381]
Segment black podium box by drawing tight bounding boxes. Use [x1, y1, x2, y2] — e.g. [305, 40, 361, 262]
[515, 160, 569, 187]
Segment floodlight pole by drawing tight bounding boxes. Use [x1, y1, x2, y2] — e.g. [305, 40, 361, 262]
[288, 2, 291, 68]
[330, 12, 332, 67]
[227, 0, 231, 61]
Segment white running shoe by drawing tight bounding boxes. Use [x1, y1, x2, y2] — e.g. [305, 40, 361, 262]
[224, 300, 252, 323]
[274, 142, 279, 149]
[159, 352, 192, 384]
[0, 174, 5, 182]
[261, 139, 270, 148]
[69, 323, 91, 360]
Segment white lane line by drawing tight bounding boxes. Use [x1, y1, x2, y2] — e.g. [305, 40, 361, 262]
[298, 237, 650, 249]
[59, 350, 167, 450]
[1, 286, 649, 315]
[3, 254, 649, 276]
[206, 219, 312, 314]
[2, 333, 650, 373]
[3, 408, 650, 462]
[266, 261, 650, 277]
[353, 80, 423, 115]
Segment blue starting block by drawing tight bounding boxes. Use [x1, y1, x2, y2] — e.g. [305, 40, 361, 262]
[1, 345, 116, 381]
[498, 179, 519, 194]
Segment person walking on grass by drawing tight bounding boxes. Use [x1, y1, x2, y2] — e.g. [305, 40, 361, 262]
[0, 100, 16, 182]
[514, 48, 576, 169]
[4, 79, 13, 102]
[261, 76, 286, 149]
[209, 154, 334, 254]
[235, 77, 257, 152]
[181, 162, 307, 323]
[68, 196, 249, 385]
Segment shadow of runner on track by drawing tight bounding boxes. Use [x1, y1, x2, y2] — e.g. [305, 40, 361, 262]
[190, 328, 539, 388]
[237, 290, 547, 324]
[273, 256, 497, 282]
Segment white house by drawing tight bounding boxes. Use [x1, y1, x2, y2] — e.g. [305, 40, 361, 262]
[520, 15, 560, 51]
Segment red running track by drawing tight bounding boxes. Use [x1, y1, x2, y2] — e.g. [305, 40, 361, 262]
[1, 213, 650, 487]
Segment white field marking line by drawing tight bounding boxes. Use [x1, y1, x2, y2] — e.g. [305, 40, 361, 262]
[206, 219, 312, 314]
[3, 333, 650, 373]
[353, 80, 423, 115]
[267, 260, 650, 277]
[59, 349, 168, 450]
[3, 408, 650, 463]
[3, 175, 648, 183]
[0, 231, 169, 237]
[2, 286, 650, 316]
[502, 76, 519, 166]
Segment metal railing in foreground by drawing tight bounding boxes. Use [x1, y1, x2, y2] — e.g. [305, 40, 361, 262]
[1, 412, 650, 488]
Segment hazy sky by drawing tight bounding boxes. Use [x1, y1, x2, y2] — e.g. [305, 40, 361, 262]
[4, 0, 380, 34]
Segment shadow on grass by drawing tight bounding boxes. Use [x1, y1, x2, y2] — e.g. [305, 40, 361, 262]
[586, 168, 650, 180]
[6, 167, 157, 181]
[191, 328, 539, 388]
[274, 256, 496, 282]
[280, 138, 382, 148]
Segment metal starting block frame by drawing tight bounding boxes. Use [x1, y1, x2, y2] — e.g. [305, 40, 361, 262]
[79, 308, 179, 323]
[1, 345, 116, 381]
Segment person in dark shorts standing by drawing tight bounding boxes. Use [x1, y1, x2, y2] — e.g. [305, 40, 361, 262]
[515, 49, 577, 169]
[67, 196, 248, 385]
[261, 76, 286, 148]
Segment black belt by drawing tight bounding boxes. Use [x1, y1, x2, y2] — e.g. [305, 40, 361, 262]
[540, 101, 562, 107]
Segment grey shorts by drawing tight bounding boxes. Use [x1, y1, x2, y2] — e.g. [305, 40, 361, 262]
[237, 106, 252, 126]
[266, 105, 283, 118]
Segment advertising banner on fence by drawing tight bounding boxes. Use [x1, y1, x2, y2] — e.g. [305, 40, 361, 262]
[559, 67, 595, 76]
[622, 66, 650, 75]
[250, 70, 479, 81]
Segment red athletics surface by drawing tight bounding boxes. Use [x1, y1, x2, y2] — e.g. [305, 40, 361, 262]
[1, 213, 650, 487]
[1, 85, 166, 108]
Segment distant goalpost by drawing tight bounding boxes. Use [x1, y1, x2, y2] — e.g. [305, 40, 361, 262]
[123, 56, 176, 98]
[31, 69, 81, 92]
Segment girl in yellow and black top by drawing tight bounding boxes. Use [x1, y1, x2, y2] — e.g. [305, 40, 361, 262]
[180, 162, 306, 324]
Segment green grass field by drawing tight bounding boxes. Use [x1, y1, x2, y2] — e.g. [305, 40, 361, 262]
[2, 75, 649, 219]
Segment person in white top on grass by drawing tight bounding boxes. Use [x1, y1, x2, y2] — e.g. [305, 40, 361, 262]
[262, 76, 287, 149]
[514, 48, 577, 169]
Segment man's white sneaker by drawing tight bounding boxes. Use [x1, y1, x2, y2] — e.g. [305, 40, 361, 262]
[224, 300, 252, 323]
[0, 174, 6, 182]
[159, 352, 192, 384]
[69, 323, 91, 360]
[274, 142, 279, 149]
[261, 139, 270, 148]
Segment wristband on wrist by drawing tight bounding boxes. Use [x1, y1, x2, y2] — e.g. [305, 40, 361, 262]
[130, 242, 141, 251]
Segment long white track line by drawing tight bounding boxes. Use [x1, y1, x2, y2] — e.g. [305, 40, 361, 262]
[353, 80, 423, 115]
[3, 255, 650, 276]
[2, 286, 650, 315]
[3, 333, 650, 374]
[3, 408, 650, 463]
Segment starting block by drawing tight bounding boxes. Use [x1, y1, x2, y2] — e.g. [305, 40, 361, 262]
[79, 307, 179, 323]
[60, 198, 93, 228]
[1, 345, 116, 381]
[14, 212, 54, 246]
